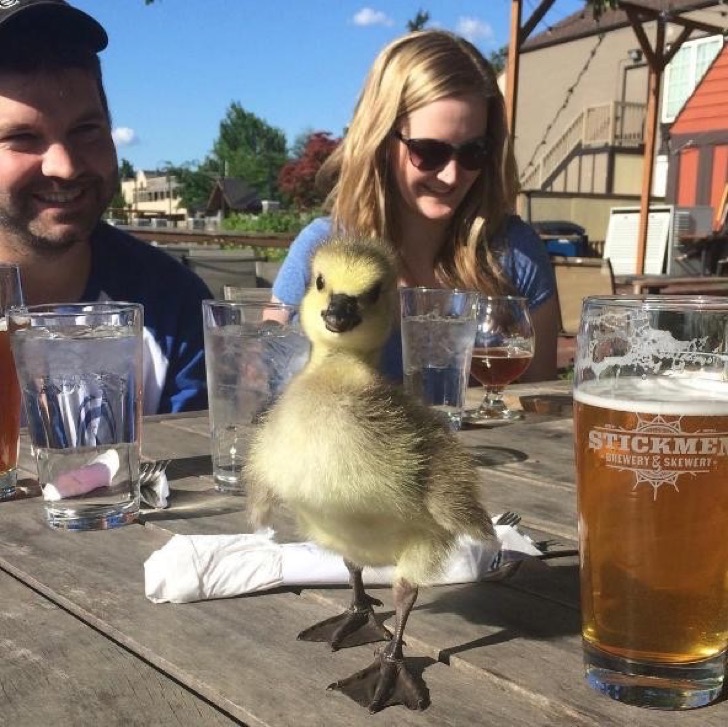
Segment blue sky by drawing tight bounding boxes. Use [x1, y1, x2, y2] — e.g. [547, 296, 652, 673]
[72, 0, 587, 172]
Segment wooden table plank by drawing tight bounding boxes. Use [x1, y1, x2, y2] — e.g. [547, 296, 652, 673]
[614, 274, 728, 295]
[464, 415, 576, 484]
[0, 502, 565, 726]
[0, 570, 238, 727]
[277, 563, 725, 726]
[4, 396, 727, 725]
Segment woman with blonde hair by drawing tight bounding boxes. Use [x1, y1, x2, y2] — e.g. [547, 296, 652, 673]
[273, 29, 558, 381]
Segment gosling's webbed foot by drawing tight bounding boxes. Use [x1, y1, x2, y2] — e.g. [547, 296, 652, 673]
[327, 651, 429, 713]
[297, 600, 392, 650]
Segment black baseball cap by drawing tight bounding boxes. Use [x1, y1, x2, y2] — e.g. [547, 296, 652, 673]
[0, 0, 107, 52]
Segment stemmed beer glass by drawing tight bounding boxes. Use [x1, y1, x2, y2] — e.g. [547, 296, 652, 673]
[463, 296, 534, 424]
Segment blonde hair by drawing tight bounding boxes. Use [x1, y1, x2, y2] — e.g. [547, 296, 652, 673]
[318, 30, 519, 294]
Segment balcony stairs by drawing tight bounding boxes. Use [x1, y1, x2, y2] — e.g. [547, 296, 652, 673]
[520, 101, 647, 191]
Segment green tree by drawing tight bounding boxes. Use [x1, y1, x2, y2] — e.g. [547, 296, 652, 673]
[119, 158, 135, 180]
[109, 160, 133, 219]
[290, 127, 314, 159]
[588, 0, 620, 19]
[108, 188, 126, 218]
[212, 102, 287, 200]
[406, 9, 429, 32]
[488, 46, 508, 74]
[164, 157, 221, 215]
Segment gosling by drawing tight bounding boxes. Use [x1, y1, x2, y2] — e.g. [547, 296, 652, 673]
[245, 237, 495, 713]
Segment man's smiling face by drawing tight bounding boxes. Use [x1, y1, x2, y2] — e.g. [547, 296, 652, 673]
[0, 65, 117, 254]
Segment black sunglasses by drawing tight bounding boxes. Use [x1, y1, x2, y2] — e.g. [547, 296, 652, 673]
[393, 130, 487, 172]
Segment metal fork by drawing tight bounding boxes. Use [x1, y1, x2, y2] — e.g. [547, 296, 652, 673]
[139, 459, 171, 486]
[139, 459, 171, 509]
[495, 511, 522, 527]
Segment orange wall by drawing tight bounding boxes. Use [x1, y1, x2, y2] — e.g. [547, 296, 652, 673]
[710, 146, 728, 226]
[677, 148, 699, 206]
[672, 47, 728, 135]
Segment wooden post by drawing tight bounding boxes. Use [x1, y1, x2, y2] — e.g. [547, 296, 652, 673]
[506, 0, 522, 139]
[635, 69, 660, 274]
[634, 17, 664, 275]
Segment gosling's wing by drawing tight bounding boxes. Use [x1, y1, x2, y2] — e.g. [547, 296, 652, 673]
[245, 365, 492, 542]
[381, 386, 496, 542]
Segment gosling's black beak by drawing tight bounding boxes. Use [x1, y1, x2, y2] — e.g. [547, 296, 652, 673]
[322, 294, 362, 333]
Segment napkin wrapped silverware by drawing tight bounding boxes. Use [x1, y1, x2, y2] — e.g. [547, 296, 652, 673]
[143, 516, 543, 604]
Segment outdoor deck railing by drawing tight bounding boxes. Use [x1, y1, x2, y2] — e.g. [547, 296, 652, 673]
[521, 101, 647, 189]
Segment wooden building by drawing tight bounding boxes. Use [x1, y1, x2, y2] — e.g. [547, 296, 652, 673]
[515, 1, 725, 243]
[667, 42, 728, 228]
[206, 178, 261, 217]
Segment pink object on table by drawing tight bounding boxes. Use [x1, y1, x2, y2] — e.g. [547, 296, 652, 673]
[43, 450, 120, 501]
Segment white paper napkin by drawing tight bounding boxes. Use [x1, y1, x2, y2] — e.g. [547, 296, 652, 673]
[144, 517, 543, 604]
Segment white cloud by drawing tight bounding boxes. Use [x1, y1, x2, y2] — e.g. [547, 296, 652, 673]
[352, 8, 394, 27]
[456, 17, 494, 43]
[112, 126, 139, 147]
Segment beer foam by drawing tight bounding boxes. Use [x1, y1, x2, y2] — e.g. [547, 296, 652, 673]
[576, 304, 726, 381]
[575, 376, 728, 415]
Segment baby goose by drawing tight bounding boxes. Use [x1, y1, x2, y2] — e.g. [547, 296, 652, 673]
[245, 237, 495, 712]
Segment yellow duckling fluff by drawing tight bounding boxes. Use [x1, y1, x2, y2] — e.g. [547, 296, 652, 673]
[245, 236, 495, 712]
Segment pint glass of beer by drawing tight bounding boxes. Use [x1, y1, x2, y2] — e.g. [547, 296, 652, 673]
[574, 296, 728, 709]
[0, 264, 23, 501]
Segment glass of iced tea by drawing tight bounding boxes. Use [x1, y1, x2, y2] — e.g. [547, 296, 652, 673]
[0, 263, 23, 501]
[462, 296, 534, 424]
[574, 296, 728, 709]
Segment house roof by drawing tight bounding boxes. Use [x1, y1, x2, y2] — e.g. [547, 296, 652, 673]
[523, 0, 723, 51]
[206, 178, 260, 213]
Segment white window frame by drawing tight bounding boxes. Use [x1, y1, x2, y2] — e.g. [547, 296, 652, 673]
[661, 34, 724, 124]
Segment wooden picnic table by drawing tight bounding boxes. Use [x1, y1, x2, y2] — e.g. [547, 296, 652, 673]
[674, 232, 728, 276]
[615, 274, 728, 295]
[1, 381, 726, 726]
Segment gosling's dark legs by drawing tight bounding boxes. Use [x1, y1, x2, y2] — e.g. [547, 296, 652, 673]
[328, 577, 428, 713]
[297, 560, 391, 649]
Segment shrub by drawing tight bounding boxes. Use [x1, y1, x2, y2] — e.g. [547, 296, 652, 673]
[218, 209, 324, 261]
[222, 210, 321, 235]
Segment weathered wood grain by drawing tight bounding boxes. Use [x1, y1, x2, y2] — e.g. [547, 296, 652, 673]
[0, 571, 237, 727]
[4, 394, 727, 726]
[0, 506, 563, 726]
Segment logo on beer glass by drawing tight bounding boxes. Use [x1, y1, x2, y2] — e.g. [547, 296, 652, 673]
[588, 414, 728, 499]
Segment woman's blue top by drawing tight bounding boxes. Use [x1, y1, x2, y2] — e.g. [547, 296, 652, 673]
[273, 216, 556, 382]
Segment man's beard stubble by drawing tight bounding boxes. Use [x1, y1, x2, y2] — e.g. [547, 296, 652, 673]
[0, 183, 113, 258]
[0, 208, 88, 257]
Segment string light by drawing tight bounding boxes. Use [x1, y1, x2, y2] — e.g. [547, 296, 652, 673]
[520, 32, 606, 183]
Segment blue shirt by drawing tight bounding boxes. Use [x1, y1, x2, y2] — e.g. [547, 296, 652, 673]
[273, 216, 555, 382]
[82, 223, 212, 414]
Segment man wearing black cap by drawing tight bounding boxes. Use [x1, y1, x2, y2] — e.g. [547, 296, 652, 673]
[0, 0, 213, 414]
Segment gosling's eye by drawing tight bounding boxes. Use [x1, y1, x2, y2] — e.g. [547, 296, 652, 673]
[316, 274, 325, 291]
[360, 282, 381, 306]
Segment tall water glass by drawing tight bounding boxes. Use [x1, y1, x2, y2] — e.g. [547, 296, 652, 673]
[0, 264, 23, 501]
[10, 303, 143, 530]
[400, 287, 479, 430]
[574, 295, 728, 709]
[203, 299, 310, 494]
